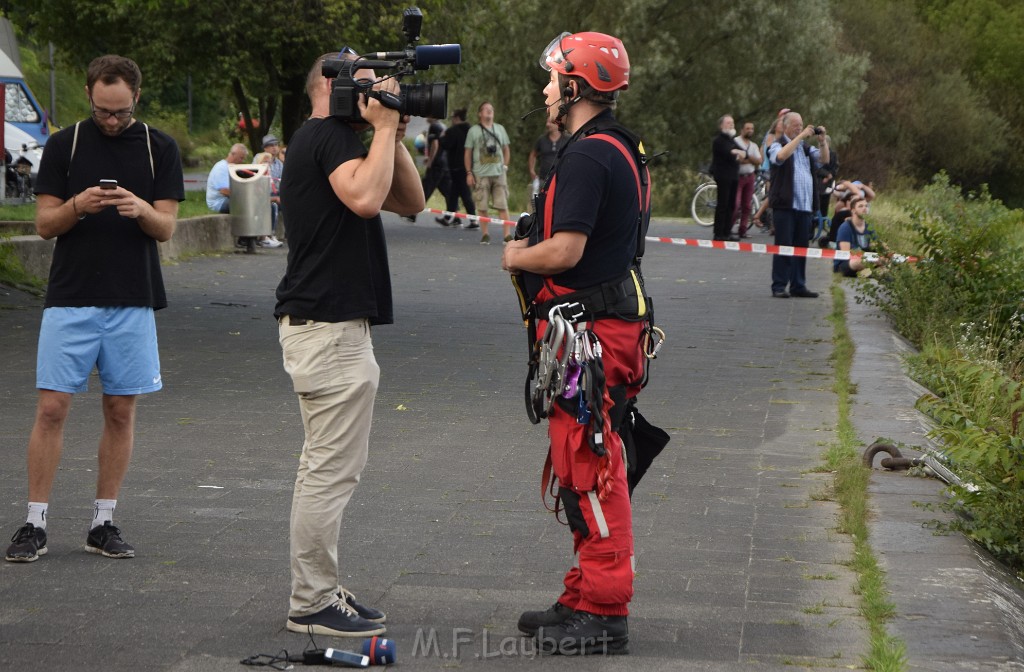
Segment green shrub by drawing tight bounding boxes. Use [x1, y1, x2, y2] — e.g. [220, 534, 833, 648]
[859, 172, 1024, 351]
[915, 358, 1024, 572]
[860, 172, 1024, 574]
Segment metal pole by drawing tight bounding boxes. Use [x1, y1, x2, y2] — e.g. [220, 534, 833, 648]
[48, 42, 57, 127]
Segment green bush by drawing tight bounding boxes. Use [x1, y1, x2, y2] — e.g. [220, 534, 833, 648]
[859, 173, 1024, 352]
[915, 358, 1024, 573]
[860, 172, 1024, 574]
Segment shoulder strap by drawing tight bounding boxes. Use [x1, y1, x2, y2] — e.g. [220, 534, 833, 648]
[67, 121, 155, 179]
[482, 125, 502, 145]
[144, 123, 154, 178]
[67, 122, 81, 177]
[583, 128, 652, 261]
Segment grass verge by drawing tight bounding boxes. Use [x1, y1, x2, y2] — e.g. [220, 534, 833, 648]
[826, 282, 907, 671]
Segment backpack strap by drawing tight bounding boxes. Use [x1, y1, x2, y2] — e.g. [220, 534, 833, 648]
[68, 121, 155, 179]
[144, 123, 154, 178]
[67, 122, 80, 177]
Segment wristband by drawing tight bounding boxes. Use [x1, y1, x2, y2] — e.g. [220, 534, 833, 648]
[73, 193, 86, 220]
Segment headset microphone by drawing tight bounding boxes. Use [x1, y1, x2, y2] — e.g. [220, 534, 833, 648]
[520, 100, 559, 121]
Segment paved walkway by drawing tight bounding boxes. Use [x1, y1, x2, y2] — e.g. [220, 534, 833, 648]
[0, 216, 1021, 670]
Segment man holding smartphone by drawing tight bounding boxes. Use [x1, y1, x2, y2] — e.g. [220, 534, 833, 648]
[5, 55, 184, 563]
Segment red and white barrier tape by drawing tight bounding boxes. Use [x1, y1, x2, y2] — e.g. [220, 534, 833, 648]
[422, 209, 915, 263]
[426, 208, 514, 227]
[642, 236, 918, 263]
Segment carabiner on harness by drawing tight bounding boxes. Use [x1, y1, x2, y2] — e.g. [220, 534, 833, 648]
[531, 302, 585, 420]
[643, 325, 666, 360]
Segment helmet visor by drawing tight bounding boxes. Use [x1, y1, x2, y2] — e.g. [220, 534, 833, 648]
[539, 32, 572, 71]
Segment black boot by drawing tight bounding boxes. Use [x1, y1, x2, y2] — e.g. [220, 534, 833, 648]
[517, 602, 574, 636]
[536, 610, 629, 655]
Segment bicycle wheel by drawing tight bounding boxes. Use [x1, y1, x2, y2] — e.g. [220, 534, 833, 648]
[810, 215, 829, 248]
[691, 182, 716, 227]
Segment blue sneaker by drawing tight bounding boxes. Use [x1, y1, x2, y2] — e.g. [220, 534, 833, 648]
[287, 601, 386, 638]
[6, 523, 47, 562]
[339, 588, 386, 623]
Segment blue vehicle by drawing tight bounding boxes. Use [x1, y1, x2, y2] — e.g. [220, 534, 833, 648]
[0, 41, 49, 146]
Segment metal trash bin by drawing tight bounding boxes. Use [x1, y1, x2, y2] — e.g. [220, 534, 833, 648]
[228, 163, 271, 238]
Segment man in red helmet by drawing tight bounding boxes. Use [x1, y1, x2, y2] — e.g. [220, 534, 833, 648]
[502, 31, 663, 656]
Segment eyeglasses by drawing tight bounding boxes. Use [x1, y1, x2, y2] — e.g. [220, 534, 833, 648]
[338, 46, 358, 58]
[91, 99, 135, 121]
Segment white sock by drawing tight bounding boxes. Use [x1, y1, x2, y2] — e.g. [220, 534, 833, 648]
[92, 499, 117, 529]
[27, 502, 48, 530]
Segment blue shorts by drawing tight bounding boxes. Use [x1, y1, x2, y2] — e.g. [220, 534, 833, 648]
[36, 307, 162, 395]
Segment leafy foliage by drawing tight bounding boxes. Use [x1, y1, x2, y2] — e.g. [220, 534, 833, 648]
[859, 173, 1024, 351]
[915, 362, 1024, 570]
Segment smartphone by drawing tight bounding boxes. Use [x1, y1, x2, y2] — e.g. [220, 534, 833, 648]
[324, 648, 369, 667]
[99, 179, 118, 190]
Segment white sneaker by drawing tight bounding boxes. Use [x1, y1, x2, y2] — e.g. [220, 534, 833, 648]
[259, 237, 283, 248]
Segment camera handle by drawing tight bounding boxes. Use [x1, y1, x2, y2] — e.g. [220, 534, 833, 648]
[366, 89, 403, 111]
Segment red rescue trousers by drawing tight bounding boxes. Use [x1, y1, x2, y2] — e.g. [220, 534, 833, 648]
[538, 313, 645, 617]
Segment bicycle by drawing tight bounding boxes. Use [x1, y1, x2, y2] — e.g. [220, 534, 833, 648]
[809, 211, 831, 248]
[691, 169, 771, 233]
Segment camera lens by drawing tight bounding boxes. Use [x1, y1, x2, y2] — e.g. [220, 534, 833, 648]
[400, 82, 448, 119]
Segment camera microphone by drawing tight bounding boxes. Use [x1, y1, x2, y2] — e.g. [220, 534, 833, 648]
[414, 44, 462, 68]
[367, 44, 462, 69]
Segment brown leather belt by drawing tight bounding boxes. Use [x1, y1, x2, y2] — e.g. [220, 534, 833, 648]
[285, 315, 314, 326]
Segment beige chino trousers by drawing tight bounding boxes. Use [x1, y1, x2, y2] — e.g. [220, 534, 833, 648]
[278, 317, 379, 616]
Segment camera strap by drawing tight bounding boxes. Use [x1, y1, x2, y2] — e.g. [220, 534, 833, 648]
[480, 124, 502, 150]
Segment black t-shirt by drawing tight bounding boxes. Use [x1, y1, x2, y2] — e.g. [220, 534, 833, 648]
[533, 132, 569, 181]
[34, 119, 184, 309]
[829, 207, 851, 243]
[531, 112, 641, 292]
[440, 122, 470, 171]
[274, 117, 393, 325]
[426, 121, 447, 169]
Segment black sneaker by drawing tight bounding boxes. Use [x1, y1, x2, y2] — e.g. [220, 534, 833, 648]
[518, 602, 574, 636]
[287, 601, 387, 637]
[536, 610, 629, 655]
[464, 221, 479, 229]
[5, 523, 47, 562]
[85, 521, 135, 558]
[339, 588, 386, 623]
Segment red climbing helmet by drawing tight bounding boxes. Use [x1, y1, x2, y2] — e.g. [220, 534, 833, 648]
[539, 31, 630, 92]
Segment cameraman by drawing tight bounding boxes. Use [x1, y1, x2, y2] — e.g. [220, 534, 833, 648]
[274, 51, 423, 638]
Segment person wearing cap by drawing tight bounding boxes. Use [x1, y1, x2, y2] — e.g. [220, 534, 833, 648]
[261, 134, 285, 247]
[502, 31, 659, 656]
[253, 151, 284, 248]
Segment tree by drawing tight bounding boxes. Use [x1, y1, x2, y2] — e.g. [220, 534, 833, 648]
[833, 0, 1010, 196]
[433, 0, 867, 213]
[1, 0, 425, 150]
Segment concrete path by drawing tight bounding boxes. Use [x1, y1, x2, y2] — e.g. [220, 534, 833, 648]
[0, 216, 1020, 670]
